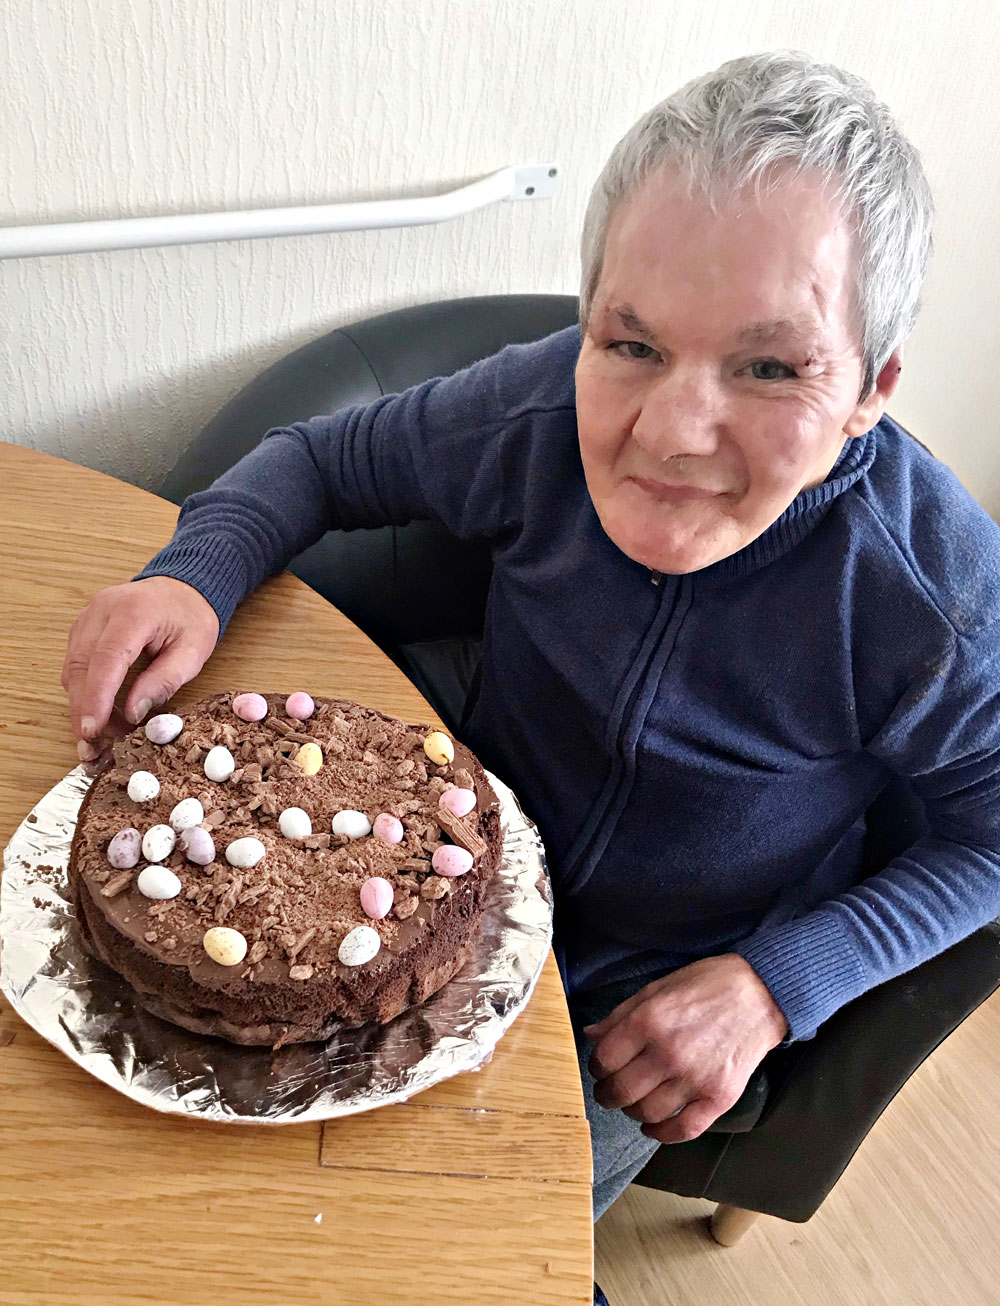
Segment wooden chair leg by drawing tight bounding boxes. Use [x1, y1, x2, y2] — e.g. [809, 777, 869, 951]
[709, 1203, 762, 1246]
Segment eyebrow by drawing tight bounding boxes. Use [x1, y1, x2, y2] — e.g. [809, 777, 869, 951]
[611, 304, 822, 350]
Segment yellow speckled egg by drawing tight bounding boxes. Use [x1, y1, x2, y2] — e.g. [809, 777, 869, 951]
[292, 742, 323, 775]
[423, 731, 454, 766]
[203, 927, 248, 967]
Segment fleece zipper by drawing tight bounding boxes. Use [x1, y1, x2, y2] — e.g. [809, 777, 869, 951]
[559, 572, 694, 895]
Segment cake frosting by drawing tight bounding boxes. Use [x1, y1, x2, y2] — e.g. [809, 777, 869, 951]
[68, 692, 503, 1047]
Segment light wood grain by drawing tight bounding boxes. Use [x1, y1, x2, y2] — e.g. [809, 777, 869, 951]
[0, 442, 592, 1306]
[595, 988, 1000, 1306]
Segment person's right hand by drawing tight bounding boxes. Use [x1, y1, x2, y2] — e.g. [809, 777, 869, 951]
[61, 576, 220, 763]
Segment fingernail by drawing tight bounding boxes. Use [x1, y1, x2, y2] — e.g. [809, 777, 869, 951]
[80, 715, 97, 739]
[77, 739, 98, 761]
[128, 698, 153, 725]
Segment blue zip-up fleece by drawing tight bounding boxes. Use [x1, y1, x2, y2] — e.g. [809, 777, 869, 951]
[137, 325, 1000, 1042]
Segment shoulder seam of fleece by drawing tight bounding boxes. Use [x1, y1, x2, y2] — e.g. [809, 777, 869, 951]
[851, 490, 967, 642]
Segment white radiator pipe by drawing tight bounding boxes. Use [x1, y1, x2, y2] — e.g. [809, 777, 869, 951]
[0, 164, 558, 261]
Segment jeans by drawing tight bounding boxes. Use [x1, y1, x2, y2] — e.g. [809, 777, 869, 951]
[569, 977, 664, 1222]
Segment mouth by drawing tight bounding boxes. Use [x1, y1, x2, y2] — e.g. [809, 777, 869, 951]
[630, 476, 723, 503]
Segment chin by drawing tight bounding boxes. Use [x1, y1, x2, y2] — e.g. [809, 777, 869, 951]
[598, 502, 737, 575]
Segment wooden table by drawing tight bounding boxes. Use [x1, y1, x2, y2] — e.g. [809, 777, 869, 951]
[0, 443, 593, 1306]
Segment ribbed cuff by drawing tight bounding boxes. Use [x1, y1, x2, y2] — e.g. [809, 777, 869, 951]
[132, 538, 250, 640]
[729, 910, 868, 1043]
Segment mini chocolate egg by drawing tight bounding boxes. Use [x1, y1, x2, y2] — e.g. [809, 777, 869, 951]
[144, 713, 183, 745]
[423, 731, 455, 766]
[338, 924, 381, 967]
[331, 809, 371, 839]
[232, 692, 268, 722]
[179, 825, 215, 865]
[292, 742, 323, 775]
[137, 864, 182, 900]
[225, 836, 266, 869]
[142, 824, 177, 863]
[431, 845, 474, 877]
[372, 813, 404, 844]
[169, 797, 205, 832]
[127, 770, 160, 803]
[203, 926, 248, 966]
[107, 827, 142, 869]
[439, 787, 477, 818]
[285, 691, 315, 720]
[279, 807, 312, 839]
[204, 744, 236, 782]
[360, 876, 394, 920]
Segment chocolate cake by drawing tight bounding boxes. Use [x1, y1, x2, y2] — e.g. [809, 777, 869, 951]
[68, 692, 503, 1047]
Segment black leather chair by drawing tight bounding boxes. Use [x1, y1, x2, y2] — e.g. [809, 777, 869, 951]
[161, 294, 1000, 1244]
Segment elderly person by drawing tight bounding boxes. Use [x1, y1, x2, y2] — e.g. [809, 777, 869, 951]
[63, 47, 1000, 1263]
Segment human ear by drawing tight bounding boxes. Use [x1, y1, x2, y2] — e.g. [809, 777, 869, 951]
[843, 347, 904, 438]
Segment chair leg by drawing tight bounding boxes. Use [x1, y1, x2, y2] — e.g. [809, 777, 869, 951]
[709, 1203, 762, 1246]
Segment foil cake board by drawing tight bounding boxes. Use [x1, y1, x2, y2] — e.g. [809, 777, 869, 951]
[0, 765, 553, 1124]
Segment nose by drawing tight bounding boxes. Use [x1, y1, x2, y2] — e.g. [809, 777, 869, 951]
[631, 366, 724, 463]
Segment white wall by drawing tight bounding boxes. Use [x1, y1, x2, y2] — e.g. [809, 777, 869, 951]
[3, 0, 998, 511]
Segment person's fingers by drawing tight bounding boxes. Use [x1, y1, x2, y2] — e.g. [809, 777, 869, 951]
[618, 1078, 690, 1124]
[123, 640, 211, 725]
[63, 609, 102, 738]
[590, 1047, 671, 1110]
[582, 980, 661, 1041]
[587, 1015, 648, 1081]
[640, 1098, 717, 1144]
[76, 617, 149, 740]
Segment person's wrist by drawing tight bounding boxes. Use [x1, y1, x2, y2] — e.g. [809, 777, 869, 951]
[722, 953, 789, 1046]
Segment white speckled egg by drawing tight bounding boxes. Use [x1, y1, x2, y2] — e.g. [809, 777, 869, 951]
[141, 824, 177, 863]
[338, 924, 381, 967]
[136, 864, 182, 900]
[225, 837, 266, 869]
[279, 807, 313, 839]
[127, 770, 160, 803]
[179, 826, 216, 865]
[169, 797, 205, 832]
[203, 927, 248, 966]
[204, 745, 236, 782]
[144, 713, 183, 745]
[331, 809, 371, 840]
[107, 827, 142, 869]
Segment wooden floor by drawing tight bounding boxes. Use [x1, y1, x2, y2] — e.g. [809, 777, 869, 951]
[595, 989, 1000, 1306]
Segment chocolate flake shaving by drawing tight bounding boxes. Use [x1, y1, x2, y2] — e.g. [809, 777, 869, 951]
[436, 808, 488, 859]
[100, 870, 133, 898]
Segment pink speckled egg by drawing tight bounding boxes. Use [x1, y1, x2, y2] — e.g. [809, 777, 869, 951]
[179, 825, 216, 866]
[285, 691, 315, 720]
[360, 876, 394, 920]
[232, 692, 268, 722]
[439, 787, 477, 818]
[372, 812, 404, 844]
[107, 827, 142, 869]
[431, 845, 475, 878]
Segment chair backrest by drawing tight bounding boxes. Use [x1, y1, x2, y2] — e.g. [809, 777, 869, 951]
[161, 294, 580, 652]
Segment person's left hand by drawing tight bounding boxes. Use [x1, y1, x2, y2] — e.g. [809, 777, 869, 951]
[583, 954, 789, 1144]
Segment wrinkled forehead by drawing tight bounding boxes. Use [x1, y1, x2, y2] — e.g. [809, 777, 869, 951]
[593, 164, 863, 345]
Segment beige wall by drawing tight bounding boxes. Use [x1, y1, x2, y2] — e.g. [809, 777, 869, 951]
[3, 0, 998, 512]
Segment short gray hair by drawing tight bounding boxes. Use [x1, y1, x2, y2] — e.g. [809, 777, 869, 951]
[579, 50, 934, 402]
